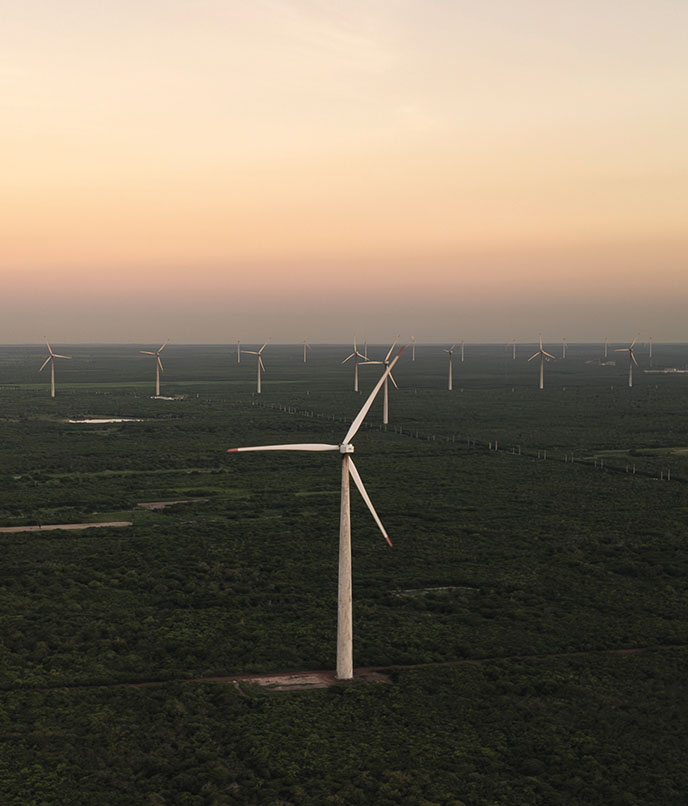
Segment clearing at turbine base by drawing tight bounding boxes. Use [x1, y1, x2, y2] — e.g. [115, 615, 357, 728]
[139, 342, 167, 396]
[242, 342, 268, 393]
[341, 337, 367, 392]
[227, 346, 405, 681]
[616, 337, 639, 388]
[528, 335, 555, 390]
[39, 342, 72, 398]
[361, 340, 400, 424]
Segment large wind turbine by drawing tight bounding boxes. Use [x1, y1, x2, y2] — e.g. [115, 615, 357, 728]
[39, 343, 72, 398]
[341, 337, 367, 392]
[444, 344, 456, 391]
[242, 343, 268, 393]
[302, 339, 312, 363]
[140, 342, 167, 396]
[227, 347, 405, 680]
[528, 335, 555, 390]
[615, 337, 638, 388]
[361, 341, 399, 424]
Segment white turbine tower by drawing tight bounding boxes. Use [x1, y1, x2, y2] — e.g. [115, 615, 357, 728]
[528, 335, 555, 390]
[303, 339, 312, 363]
[39, 343, 72, 398]
[361, 341, 399, 425]
[562, 338, 567, 359]
[604, 337, 608, 358]
[461, 340, 465, 362]
[242, 343, 268, 393]
[341, 337, 367, 392]
[649, 336, 653, 361]
[139, 342, 167, 396]
[444, 344, 456, 391]
[616, 337, 639, 388]
[227, 347, 405, 680]
[411, 335, 416, 362]
[512, 338, 517, 360]
[237, 340, 241, 364]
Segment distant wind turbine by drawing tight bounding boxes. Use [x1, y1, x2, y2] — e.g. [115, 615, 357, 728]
[361, 341, 400, 424]
[302, 339, 312, 363]
[411, 335, 416, 361]
[242, 343, 268, 393]
[512, 338, 517, 360]
[615, 337, 639, 388]
[227, 346, 405, 680]
[444, 344, 456, 391]
[237, 340, 241, 364]
[461, 340, 465, 362]
[139, 342, 167, 397]
[649, 336, 653, 361]
[562, 338, 567, 359]
[341, 337, 367, 392]
[528, 335, 555, 390]
[39, 342, 72, 398]
[604, 337, 608, 359]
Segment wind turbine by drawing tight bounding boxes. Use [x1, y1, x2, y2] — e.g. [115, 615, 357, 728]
[411, 335, 416, 361]
[341, 337, 367, 392]
[237, 340, 241, 364]
[528, 335, 555, 390]
[242, 343, 268, 393]
[562, 338, 567, 359]
[512, 338, 517, 360]
[649, 336, 653, 361]
[461, 340, 465, 362]
[444, 344, 456, 391]
[139, 342, 167, 396]
[615, 337, 638, 388]
[39, 343, 72, 398]
[604, 337, 608, 359]
[302, 339, 312, 363]
[227, 347, 405, 680]
[361, 341, 399, 424]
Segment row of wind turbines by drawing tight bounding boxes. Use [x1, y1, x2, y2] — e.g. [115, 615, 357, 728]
[35, 335, 647, 398]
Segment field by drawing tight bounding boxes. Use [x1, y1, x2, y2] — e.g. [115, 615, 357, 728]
[1, 342, 687, 805]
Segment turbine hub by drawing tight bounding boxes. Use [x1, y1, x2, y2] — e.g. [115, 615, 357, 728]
[339, 444, 354, 454]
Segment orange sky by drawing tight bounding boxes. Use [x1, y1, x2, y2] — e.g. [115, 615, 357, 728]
[2, 1, 687, 341]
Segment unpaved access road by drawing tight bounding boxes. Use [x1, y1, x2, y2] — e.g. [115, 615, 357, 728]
[0, 521, 133, 533]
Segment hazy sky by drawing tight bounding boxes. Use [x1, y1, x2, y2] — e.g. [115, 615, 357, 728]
[2, 0, 686, 342]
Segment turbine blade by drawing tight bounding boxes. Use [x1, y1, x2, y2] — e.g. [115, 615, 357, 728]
[228, 443, 339, 453]
[52, 354, 72, 359]
[157, 357, 164, 372]
[342, 353, 355, 364]
[630, 336, 638, 348]
[258, 343, 268, 353]
[158, 342, 168, 353]
[140, 351, 156, 355]
[46, 342, 53, 355]
[614, 348, 628, 353]
[388, 371, 399, 390]
[259, 356, 265, 372]
[243, 350, 259, 355]
[542, 351, 556, 360]
[348, 458, 392, 547]
[527, 352, 539, 361]
[631, 353, 638, 366]
[384, 341, 397, 362]
[343, 346, 406, 444]
[39, 356, 51, 372]
[360, 361, 382, 365]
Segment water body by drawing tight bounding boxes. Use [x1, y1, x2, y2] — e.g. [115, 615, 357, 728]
[66, 418, 144, 424]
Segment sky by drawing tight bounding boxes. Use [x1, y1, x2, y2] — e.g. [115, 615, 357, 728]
[2, 0, 687, 343]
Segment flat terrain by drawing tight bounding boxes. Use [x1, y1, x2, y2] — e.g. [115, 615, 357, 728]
[0, 342, 686, 804]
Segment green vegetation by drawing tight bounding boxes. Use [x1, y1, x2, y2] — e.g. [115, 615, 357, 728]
[0, 343, 686, 803]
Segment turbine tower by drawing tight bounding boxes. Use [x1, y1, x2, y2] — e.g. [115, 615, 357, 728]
[302, 339, 311, 363]
[361, 341, 399, 424]
[649, 336, 653, 361]
[227, 347, 405, 680]
[444, 344, 456, 391]
[39, 343, 72, 398]
[512, 338, 517, 360]
[139, 342, 167, 397]
[237, 340, 241, 364]
[411, 335, 416, 362]
[242, 343, 268, 393]
[562, 338, 567, 359]
[604, 337, 608, 358]
[528, 335, 555, 390]
[461, 340, 465, 362]
[341, 337, 367, 392]
[615, 337, 638, 388]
